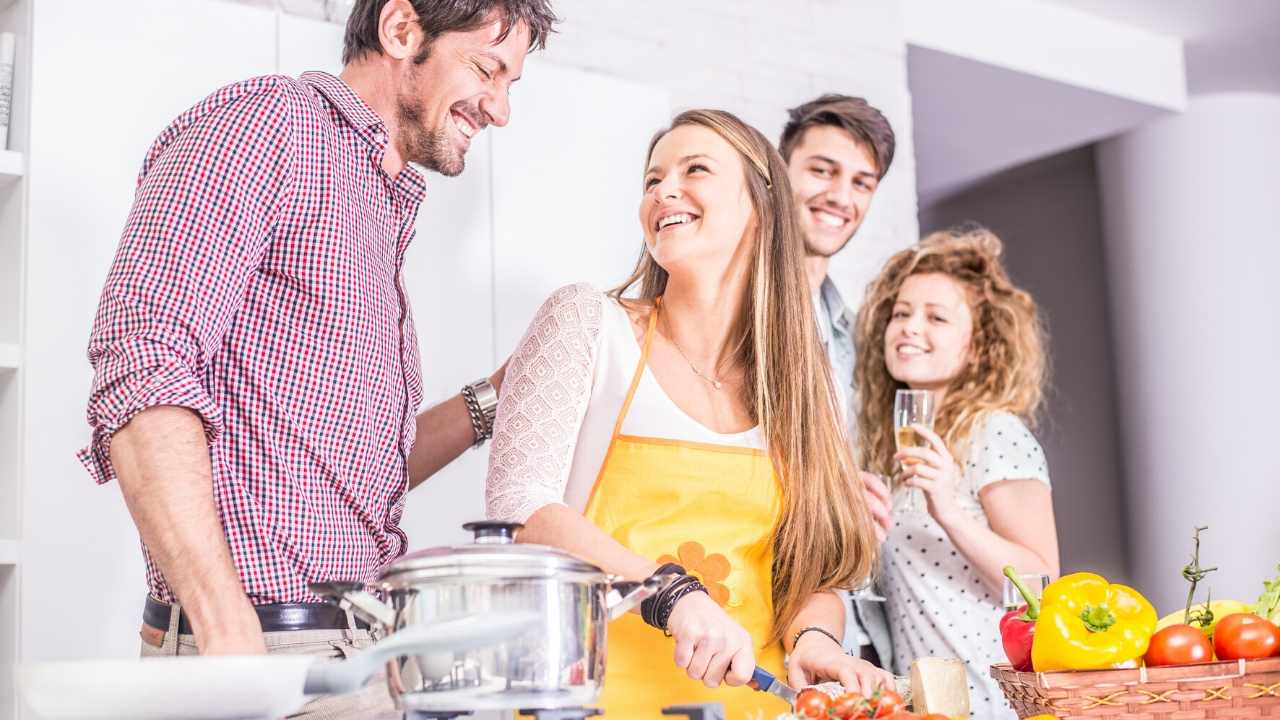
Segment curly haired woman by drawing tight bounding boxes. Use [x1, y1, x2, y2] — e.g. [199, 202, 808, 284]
[854, 223, 1060, 717]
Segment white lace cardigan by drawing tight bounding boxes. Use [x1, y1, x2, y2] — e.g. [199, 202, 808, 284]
[485, 284, 764, 523]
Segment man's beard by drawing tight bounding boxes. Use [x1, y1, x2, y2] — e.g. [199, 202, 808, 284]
[396, 95, 464, 177]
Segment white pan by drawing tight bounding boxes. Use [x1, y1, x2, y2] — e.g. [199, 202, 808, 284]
[19, 611, 538, 720]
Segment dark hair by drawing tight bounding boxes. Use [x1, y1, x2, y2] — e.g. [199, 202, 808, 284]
[342, 0, 558, 65]
[778, 94, 896, 180]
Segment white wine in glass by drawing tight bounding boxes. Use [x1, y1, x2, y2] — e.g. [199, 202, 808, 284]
[893, 389, 936, 511]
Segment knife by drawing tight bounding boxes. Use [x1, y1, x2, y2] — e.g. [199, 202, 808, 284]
[748, 666, 797, 705]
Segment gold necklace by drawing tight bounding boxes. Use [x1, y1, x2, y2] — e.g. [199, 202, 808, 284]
[661, 308, 724, 390]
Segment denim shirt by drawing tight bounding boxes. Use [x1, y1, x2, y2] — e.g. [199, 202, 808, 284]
[814, 276, 857, 425]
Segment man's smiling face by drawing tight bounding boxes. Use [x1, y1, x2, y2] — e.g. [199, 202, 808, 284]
[786, 125, 881, 258]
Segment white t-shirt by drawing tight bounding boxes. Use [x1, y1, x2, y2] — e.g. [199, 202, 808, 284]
[486, 283, 764, 523]
[881, 411, 1050, 720]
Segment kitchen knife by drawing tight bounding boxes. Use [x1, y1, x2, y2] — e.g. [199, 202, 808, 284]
[748, 666, 797, 705]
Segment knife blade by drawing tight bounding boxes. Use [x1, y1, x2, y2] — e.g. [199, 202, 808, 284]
[748, 666, 797, 705]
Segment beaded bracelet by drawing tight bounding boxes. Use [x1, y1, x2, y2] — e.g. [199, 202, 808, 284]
[792, 625, 843, 651]
[655, 577, 708, 633]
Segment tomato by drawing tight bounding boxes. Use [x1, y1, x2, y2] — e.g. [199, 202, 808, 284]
[873, 689, 906, 718]
[795, 688, 833, 719]
[831, 692, 871, 719]
[1145, 623, 1214, 666]
[1213, 613, 1280, 660]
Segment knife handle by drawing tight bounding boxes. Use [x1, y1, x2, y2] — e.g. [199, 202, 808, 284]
[748, 665, 775, 691]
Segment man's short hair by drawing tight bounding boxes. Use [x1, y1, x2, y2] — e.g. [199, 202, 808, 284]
[779, 94, 896, 180]
[342, 0, 559, 65]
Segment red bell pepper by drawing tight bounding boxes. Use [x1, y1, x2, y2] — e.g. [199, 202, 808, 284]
[999, 566, 1040, 672]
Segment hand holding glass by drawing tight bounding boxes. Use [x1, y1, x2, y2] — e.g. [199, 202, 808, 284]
[893, 389, 936, 511]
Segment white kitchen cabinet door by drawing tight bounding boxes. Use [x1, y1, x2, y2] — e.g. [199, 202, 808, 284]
[21, 0, 277, 664]
[491, 60, 671, 356]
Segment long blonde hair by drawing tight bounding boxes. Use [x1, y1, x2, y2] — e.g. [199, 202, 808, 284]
[612, 109, 878, 645]
[855, 224, 1048, 476]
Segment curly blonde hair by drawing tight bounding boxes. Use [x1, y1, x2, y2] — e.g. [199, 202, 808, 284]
[854, 223, 1049, 476]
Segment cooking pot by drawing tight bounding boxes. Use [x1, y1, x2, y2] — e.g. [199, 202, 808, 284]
[312, 521, 675, 712]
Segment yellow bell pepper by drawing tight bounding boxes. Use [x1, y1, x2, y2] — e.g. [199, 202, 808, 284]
[1031, 572, 1157, 671]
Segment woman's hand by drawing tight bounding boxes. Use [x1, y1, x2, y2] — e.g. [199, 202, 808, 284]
[895, 423, 963, 525]
[787, 631, 893, 697]
[666, 591, 756, 688]
[859, 470, 892, 543]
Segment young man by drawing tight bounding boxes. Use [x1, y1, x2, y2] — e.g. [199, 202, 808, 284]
[79, 1, 556, 716]
[780, 94, 897, 669]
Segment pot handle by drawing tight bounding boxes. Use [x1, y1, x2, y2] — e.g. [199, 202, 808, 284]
[606, 573, 681, 621]
[302, 611, 540, 695]
[309, 581, 398, 629]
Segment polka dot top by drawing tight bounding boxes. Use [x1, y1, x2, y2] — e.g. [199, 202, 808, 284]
[881, 411, 1050, 719]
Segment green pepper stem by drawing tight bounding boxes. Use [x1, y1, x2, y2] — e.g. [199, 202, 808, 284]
[1080, 604, 1117, 633]
[1003, 565, 1040, 620]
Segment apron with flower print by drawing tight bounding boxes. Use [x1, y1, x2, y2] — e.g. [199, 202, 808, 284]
[583, 301, 786, 719]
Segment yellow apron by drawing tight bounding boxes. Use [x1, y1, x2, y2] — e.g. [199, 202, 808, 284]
[583, 301, 786, 719]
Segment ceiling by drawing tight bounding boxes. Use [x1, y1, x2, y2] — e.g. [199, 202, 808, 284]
[1047, 0, 1280, 95]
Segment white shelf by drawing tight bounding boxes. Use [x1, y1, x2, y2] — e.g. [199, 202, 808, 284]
[0, 344, 16, 370]
[0, 150, 24, 179]
[0, 540, 16, 565]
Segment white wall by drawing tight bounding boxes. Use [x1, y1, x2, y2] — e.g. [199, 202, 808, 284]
[17, 0, 920, 676]
[1096, 93, 1280, 612]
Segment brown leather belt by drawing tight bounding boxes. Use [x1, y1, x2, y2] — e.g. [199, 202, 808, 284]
[143, 596, 371, 635]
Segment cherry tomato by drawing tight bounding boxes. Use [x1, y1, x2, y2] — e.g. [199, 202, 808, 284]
[1145, 624, 1214, 666]
[795, 688, 833, 719]
[873, 689, 906, 718]
[831, 692, 871, 720]
[1213, 613, 1280, 661]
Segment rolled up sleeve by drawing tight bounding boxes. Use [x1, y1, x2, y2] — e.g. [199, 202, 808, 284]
[78, 77, 297, 484]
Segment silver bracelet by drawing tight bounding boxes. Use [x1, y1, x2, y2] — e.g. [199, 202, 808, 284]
[461, 378, 499, 446]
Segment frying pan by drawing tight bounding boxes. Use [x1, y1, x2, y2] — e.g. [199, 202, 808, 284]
[19, 611, 538, 720]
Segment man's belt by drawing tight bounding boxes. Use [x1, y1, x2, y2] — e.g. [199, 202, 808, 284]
[143, 596, 372, 635]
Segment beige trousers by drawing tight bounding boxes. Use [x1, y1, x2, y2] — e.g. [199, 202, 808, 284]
[139, 601, 400, 720]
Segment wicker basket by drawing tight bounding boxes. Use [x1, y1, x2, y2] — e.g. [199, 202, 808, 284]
[991, 657, 1280, 718]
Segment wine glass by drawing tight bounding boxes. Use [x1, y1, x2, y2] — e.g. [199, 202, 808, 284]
[893, 389, 936, 512]
[1002, 572, 1051, 611]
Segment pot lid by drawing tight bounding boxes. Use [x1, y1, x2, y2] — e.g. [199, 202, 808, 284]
[377, 521, 605, 583]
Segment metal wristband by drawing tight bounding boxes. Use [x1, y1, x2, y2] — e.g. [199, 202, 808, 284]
[792, 625, 843, 651]
[460, 384, 487, 447]
[461, 378, 499, 446]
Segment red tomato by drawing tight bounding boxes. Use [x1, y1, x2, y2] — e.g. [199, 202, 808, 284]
[1214, 613, 1280, 661]
[795, 688, 833, 719]
[831, 692, 871, 720]
[1145, 624, 1214, 666]
[873, 689, 906, 718]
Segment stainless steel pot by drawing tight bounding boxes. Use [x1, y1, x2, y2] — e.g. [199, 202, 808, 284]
[312, 521, 672, 712]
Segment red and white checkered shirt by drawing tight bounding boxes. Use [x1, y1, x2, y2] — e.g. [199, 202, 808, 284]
[79, 71, 427, 604]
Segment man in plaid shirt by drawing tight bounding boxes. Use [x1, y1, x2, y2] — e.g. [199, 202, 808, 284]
[80, 1, 557, 715]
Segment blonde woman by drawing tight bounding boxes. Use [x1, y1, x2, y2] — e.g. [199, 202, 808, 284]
[486, 109, 889, 717]
[854, 224, 1060, 718]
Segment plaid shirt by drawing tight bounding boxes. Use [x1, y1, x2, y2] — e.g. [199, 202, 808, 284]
[79, 72, 427, 604]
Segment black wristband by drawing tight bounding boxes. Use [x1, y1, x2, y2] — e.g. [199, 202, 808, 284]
[655, 577, 707, 633]
[792, 625, 843, 651]
[641, 563, 687, 629]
